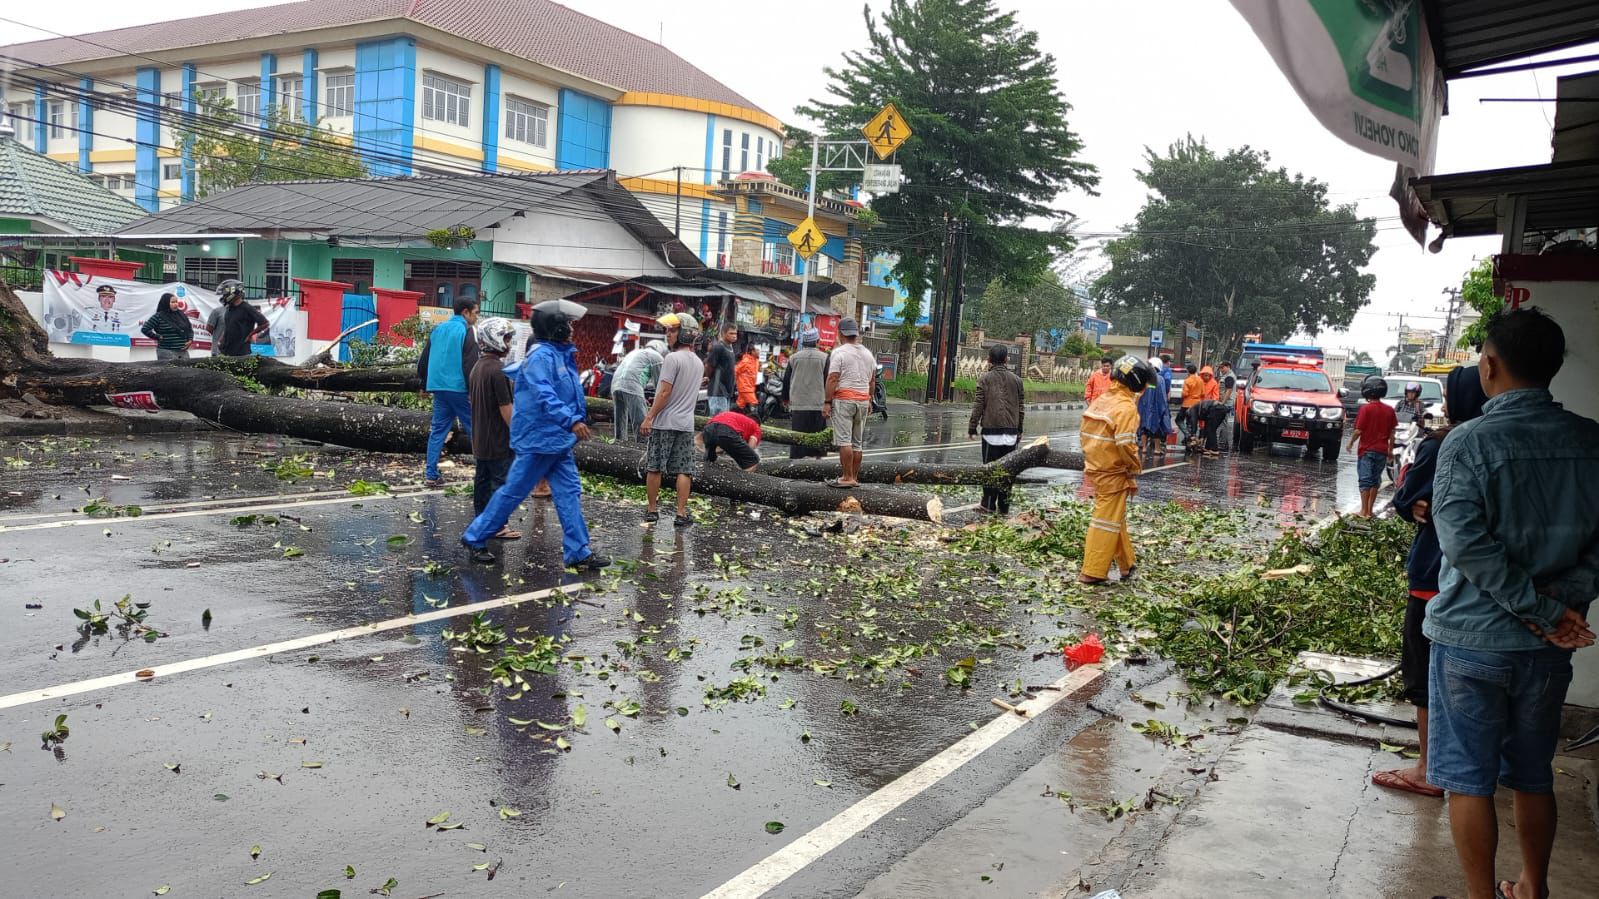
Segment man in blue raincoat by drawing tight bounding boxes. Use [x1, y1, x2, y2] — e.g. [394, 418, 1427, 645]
[461, 300, 610, 570]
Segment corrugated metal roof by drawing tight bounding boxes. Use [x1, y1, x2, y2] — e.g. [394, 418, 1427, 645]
[1411, 159, 1599, 238]
[0, 135, 147, 233]
[1427, 0, 1599, 76]
[1553, 72, 1599, 164]
[0, 0, 767, 113]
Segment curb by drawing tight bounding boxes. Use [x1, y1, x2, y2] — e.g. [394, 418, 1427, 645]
[0, 409, 211, 438]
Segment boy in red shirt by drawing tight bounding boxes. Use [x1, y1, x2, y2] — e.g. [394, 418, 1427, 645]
[1346, 377, 1398, 518]
[699, 410, 763, 472]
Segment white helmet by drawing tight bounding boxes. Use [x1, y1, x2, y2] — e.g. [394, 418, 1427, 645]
[475, 317, 515, 354]
[646, 339, 668, 356]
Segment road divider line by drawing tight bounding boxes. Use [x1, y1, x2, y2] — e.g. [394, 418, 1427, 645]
[0, 489, 442, 533]
[0, 582, 587, 711]
[0, 486, 437, 523]
[1140, 461, 1190, 474]
[699, 664, 1105, 899]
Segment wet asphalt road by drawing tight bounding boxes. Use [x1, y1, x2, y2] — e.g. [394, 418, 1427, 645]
[0, 410, 1364, 899]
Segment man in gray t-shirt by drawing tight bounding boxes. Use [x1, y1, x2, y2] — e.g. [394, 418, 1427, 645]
[640, 313, 706, 527]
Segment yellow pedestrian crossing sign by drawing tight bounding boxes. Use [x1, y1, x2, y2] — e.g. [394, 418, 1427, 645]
[787, 216, 826, 258]
[863, 102, 911, 160]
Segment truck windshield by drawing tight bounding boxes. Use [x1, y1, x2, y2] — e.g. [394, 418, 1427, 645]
[1254, 369, 1331, 392]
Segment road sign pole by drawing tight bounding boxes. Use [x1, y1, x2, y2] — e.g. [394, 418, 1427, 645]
[798, 134, 820, 334]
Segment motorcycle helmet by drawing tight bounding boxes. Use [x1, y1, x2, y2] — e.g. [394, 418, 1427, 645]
[666, 311, 700, 347]
[1404, 381, 1421, 397]
[531, 298, 586, 343]
[216, 279, 245, 303]
[1360, 375, 1388, 401]
[646, 339, 668, 356]
[475, 316, 515, 355]
[1110, 354, 1156, 392]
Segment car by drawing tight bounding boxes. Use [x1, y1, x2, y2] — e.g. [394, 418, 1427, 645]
[1234, 356, 1347, 461]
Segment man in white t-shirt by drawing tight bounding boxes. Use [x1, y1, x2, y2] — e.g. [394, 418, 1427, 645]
[822, 318, 877, 488]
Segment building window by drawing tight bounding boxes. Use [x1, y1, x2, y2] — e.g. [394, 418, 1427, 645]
[504, 96, 548, 147]
[761, 242, 795, 276]
[195, 82, 226, 108]
[331, 258, 375, 294]
[403, 260, 481, 308]
[715, 212, 729, 267]
[811, 254, 834, 279]
[740, 133, 749, 173]
[721, 128, 732, 180]
[275, 76, 304, 119]
[98, 173, 135, 191]
[422, 72, 471, 127]
[755, 137, 764, 171]
[8, 102, 32, 141]
[164, 92, 183, 112]
[323, 72, 353, 117]
[264, 258, 289, 296]
[161, 162, 183, 181]
[183, 256, 240, 290]
[236, 79, 260, 123]
[48, 100, 68, 138]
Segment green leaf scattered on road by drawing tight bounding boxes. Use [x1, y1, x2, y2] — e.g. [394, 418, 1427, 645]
[764, 821, 785, 834]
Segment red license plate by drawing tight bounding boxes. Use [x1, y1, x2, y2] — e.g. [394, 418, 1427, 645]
[1282, 429, 1309, 440]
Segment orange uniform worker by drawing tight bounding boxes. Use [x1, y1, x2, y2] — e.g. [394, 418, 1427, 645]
[1079, 355, 1156, 585]
[1084, 356, 1114, 406]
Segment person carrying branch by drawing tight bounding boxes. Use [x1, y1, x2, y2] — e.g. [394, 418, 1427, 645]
[1079, 355, 1154, 585]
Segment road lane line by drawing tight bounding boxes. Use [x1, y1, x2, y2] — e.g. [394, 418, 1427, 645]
[0, 486, 436, 523]
[1140, 461, 1189, 474]
[0, 489, 443, 533]
[0, 582, 587, 711]
[700, 664, 1105, 899]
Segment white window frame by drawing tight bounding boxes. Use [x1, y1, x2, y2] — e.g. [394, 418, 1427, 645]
[740, 132, 749, 172]
[721, 128, 732, 180]
[762, 242, 795, 276]
[275, 75, 303, 120]
[421, 72, 472, 127]
[195, 82, 227, 108]
[48, 99, 67, 138]
[323, 71, 354, 117]
[236, 79, 260, 124]
[503, 95, 549, 148]
[6, 102, 30, 141]
[811, 253, 835, 279]
[161, 162, 183, 182]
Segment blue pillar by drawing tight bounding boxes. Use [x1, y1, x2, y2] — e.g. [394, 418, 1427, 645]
[353, 37, 416, 177]
[302, 48, 319, 123]
[259, 53, 277, 123]
[481, 63, 500, 173]
[700, 113, 715, 262]
[180, 64, 196, 201]
[135, 68, 160, 212]
[32, 83, 45, 154]
[77, 77, 93, 173]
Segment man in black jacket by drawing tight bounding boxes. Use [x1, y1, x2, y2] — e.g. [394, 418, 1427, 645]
[214, 279, 270, 357]
[705, 323, 738, 416]
[968, 344, 1025, 514]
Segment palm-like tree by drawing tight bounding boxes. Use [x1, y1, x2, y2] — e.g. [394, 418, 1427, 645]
[1350, 350, 1374, 366]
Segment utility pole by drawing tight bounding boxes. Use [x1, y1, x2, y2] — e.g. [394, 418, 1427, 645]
[926, 218, 953, 402]
[797, 134, 820, 329]
[941, 219, 970, 400]
[1438, 286, 1462, 360]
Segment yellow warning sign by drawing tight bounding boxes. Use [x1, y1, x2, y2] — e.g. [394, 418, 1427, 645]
[787, 216, 826, 258]
[863, 102, 912, 160]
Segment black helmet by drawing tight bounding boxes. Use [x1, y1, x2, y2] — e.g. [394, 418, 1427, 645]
[216, 279, 245, 303]
[1110, 354, 1156, 392]
[531, 299, 586, 343]
[1360, 375, 1388, 401]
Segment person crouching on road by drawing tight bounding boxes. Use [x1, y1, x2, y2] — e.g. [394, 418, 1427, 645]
[461, 300, 609, 571]
[641, 312, 704, 528]
[968, 343, 1025, 514]
[467, 317, 521, 539]
[699, 409, 763, 472]
[1371, 365, 1488, 801]
[1079, 355, 1153, 585]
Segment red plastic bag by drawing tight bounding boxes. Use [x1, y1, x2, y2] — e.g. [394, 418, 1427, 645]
[1063, 633, 1105, 668]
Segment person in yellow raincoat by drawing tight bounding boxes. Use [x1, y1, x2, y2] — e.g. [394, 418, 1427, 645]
[1079, 355, 1157, 585]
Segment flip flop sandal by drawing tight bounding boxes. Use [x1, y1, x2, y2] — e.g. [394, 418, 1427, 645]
[490, 528, 523, 540]
[826, 479, 854, 489]
[1371, 768, 1445, 797]
[1078, 574, 1109, 585]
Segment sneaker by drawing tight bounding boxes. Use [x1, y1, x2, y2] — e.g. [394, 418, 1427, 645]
[570, 553, 612, 571]
[461, 538, 495, 565]
[673, 514, 693, 529]
[642, 510, 660, 524]
[424, 478, 445, 488]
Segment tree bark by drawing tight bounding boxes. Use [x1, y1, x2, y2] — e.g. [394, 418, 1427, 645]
[583, 396, 833, 450]
[758, 438, 1070, 485]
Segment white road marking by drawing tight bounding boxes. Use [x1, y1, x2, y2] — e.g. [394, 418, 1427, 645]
[1139, 461, 1190, 475]
[0, 583, 587, 712]
[699, 664, 1105, 899]
[0, 488, 441, 533]
[0, 486, 436, 523]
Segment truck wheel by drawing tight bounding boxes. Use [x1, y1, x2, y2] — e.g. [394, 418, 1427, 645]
[1321, 440, 1340, 463]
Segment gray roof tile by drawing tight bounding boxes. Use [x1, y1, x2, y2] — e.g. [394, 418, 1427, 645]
[0, 136, 148, 233]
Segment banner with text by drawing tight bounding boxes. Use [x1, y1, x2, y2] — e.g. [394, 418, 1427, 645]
[41, 272, 298, 356]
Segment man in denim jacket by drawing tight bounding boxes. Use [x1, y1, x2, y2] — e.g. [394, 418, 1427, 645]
[1426, 308, 1599, 899]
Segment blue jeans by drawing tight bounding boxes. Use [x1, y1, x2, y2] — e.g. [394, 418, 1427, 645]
[1357, 450, 1385, 489]
[425, 390, 472, 481]
[708, 395, 731, 417]
[1427, 643, 1574, 796]
[462, 450, 592, 565]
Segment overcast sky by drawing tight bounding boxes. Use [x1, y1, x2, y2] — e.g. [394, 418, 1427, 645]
[3, 0, 1593, 359]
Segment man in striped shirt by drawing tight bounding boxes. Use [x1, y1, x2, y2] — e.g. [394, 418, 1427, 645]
[1079, 355, 1155, 585]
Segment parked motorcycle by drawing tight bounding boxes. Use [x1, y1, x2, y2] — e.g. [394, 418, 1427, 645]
[756, 374, 786, 422]
[1386, 409, 1427, 487]
[872, 364, 889, 421]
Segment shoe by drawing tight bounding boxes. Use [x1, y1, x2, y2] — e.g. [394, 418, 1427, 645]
[976, 504, 995, 514]
[424, 478, 445, 488]
[673, 514, 693, 529]
[643, 510, 659, 524]
[461, 539, 495, 565]
[570, 553, 612, 571]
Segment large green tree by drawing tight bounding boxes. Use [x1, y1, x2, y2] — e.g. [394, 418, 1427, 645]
[968, 269, 1082, 342]
[176, 99, 366, 198]
[1092, 138, 1377, 359]
[1455, 258, 1498, 350]
[791, 0, 1098, 333]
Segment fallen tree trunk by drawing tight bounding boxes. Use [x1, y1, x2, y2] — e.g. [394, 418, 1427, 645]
[582, 396, 833, 450]
[760, 437, 1056, 486]
[574, 440, 941, 522]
